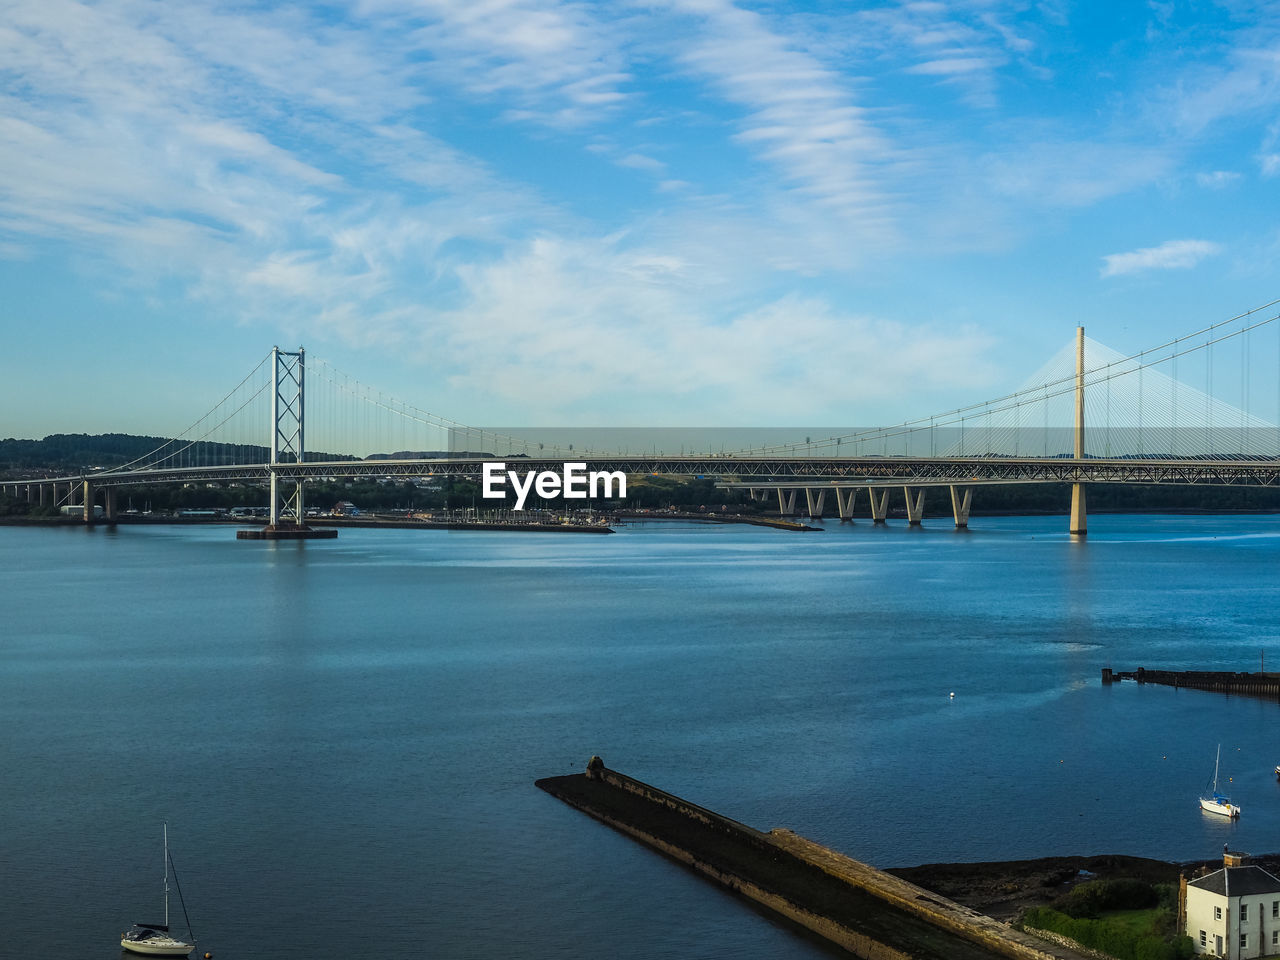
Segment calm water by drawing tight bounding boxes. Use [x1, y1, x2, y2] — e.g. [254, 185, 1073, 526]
[5, 515, 1280, 959]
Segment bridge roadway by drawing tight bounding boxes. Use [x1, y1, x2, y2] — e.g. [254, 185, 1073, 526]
[16, 454, 1280, 488]
[9, 455, 1280, 532]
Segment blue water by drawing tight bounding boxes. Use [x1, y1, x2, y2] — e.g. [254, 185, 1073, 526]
[4, 515, 1280, 959]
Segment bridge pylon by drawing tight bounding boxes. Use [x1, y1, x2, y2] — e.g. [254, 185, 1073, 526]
[270, 346, 305, 526]
[239, 346, 336, 540]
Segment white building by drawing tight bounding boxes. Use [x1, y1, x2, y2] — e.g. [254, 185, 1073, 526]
[1184, 851, 1280, 958]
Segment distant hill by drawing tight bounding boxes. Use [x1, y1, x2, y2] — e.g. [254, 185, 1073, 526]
[0, 434, 192, 471]
[0, 433, 359, 472]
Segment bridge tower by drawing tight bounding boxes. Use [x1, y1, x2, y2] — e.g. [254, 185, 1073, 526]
[270, 346, 306, 526]
[237, 346, 335, 539]
[1069, 325, 1087, 535]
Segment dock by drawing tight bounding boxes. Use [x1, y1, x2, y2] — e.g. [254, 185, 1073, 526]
[537, 757, 1094, 960]
[1103, 667, 1280, 699]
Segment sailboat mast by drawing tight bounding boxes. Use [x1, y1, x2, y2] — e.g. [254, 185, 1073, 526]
[163, 821, 170, 929]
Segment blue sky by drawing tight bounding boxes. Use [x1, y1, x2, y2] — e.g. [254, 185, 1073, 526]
[2, 0, 1279, 439]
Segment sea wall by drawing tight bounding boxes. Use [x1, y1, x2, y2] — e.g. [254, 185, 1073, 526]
[538, 758, 1089, 960]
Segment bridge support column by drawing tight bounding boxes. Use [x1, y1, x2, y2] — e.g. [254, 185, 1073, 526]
[104, 488, 117, 522]
[804, 488, 826, 519]
[776, 488, 797, 516]
[868, 487, 889, 524]
[835, 488, 857, 522]
[903, 486, 926, 525]
[1070, 484, 1087, 535]
[950, 486, 972, 528]
[1069, 325, 1087, 536]
[82, 480, 94, 523]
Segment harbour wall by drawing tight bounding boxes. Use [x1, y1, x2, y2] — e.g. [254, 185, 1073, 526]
[1103, 668, 1280, 699]
[537, 758, 1090, 960]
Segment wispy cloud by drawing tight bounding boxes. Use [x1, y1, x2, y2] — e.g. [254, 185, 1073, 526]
[360, 0, 634, 128]
[1196, 169, 1241, 188]
[662, 0, 899, 232]
[984, 140, 1173, 207]
[1100, 239, 1222, 278]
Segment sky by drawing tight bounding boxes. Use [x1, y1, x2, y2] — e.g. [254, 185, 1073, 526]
[2, 0, 1280, 439]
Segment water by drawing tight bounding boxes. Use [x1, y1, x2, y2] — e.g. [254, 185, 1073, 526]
[4, 515, 1280, 959]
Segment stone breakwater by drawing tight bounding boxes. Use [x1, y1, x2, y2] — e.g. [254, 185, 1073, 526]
[536, 758, 1094, 960]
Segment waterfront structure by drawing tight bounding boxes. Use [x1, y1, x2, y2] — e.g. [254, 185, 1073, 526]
[1183, 851, 1280, 959]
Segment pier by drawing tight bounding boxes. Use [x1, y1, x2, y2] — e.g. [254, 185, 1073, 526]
[1102, 667, 1280, 699]
[537, 757, 1092, 960]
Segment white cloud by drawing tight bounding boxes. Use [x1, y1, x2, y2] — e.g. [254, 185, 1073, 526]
[616, 152, 666, 172]
[1196, 169, 1241, 188]
[906, 57, 998, 76]
[360, 0, 633, 127]
[428, 234, 998, 423]
[664, 0, 899, 230]
[984, 140, 1173, 207]
[1100, 239, 1222, 278]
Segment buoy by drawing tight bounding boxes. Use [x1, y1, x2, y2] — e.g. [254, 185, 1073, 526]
[205, 953, 213, 959]
[949, 692, 955, 699]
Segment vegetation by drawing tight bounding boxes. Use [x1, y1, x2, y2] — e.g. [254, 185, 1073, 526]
[0, 494, 59, 517]
[1019, 880, 1194, 960]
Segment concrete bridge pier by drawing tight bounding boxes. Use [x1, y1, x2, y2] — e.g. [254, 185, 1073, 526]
[950, 486, 972, 528]
[1070, 484, 1087, 535]
[835, 487, 857, 522]
[82, 480, 95, 523]
[804, 488, 826, 519]
[1069, 325, 1087, 536]
[867, 487, 890, 524]
[903, 487, 926, 525]
[776, 488, 797, 516]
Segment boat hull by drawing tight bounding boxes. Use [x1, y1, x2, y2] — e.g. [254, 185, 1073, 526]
[121, 934, 195, 956]
[1200, 797, 1240, 818]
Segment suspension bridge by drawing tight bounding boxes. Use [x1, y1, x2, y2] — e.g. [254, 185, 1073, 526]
[9, 297, 1280, 535]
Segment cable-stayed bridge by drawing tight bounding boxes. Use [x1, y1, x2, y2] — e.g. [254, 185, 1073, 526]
[10, 297, 1280, 534]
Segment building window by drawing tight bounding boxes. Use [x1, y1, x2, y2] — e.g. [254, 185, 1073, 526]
[1242, 903, 1249, 922]
[1241, 933, 1248, 949]
[1273, 899, 1279, 919]
[1272, 929, 1278, 946]
[1200, 929, 1207, 946]
[1215, 906, 1222, 920]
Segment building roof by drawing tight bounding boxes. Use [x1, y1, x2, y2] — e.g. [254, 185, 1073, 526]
[1189, 865, 1280, 898]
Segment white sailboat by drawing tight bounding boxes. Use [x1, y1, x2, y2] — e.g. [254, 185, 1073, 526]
[1199, 744, 1241, 819]
[121, 822, 197, 956]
